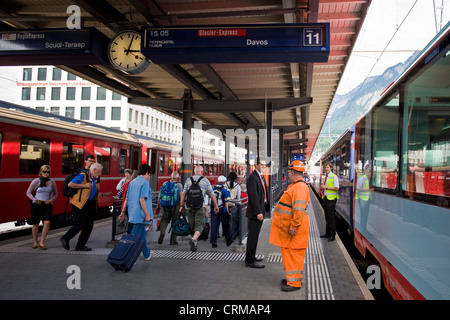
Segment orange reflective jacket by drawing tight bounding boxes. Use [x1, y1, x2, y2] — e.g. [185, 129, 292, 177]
[269, 179, 310, 249]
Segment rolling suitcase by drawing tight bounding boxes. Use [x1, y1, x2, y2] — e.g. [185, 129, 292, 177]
[107, 234, 144, 272]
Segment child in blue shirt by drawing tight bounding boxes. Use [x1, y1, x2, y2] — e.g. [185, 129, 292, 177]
[210, 175, 234, 248]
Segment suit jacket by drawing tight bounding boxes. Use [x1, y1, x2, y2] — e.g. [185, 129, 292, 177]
[246, 170, 269, 220]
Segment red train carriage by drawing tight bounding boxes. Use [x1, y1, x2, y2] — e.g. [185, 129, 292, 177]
[138, 137, 225, 191]
[0, 105, 141, 224]
[0, 101, 237, 227]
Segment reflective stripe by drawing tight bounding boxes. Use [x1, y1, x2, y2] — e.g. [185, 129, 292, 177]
[286, 270, 303, 275]
[278, 201, 292, 208]
[293, 200, 306, 205]
[292, 206, 306, 212]
[286, 277, 303, 282]
[274, 207, 292, 216]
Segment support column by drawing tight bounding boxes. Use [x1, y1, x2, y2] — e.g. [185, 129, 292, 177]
[265, 104, 273, 214]
[181, 90, 193, 185]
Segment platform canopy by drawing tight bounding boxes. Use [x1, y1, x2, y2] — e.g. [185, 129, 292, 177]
[0, 0, 371, 161]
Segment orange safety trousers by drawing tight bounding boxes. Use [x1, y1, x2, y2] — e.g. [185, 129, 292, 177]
[281, 247, 306, 288]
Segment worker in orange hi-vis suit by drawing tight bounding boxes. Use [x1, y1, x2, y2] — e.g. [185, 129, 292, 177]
[269, 160, 310, 292]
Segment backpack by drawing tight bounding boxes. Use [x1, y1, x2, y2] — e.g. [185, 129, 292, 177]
[226, 182, 237, 207]
[159, 181, 179, 207]
[62, 171, 89, 197]
[62, 172, 79, 197]
[186, 176, 204, 209]
[213, 185, 226, 209]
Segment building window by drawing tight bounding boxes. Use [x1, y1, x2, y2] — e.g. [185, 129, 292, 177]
[23, 68, 32, 81]
[128, 109, 133, 122]
[111, 107, 121, 120]
[50, 107, 60, 115]
[22, 87, 31, 100]
[65, 107, 75, 118]
[80, 107, 90, 120]
[97, 87, 106, 100]
[67, 72, 76, 80]
[81, 87, 91, 100]
[37, 68, 47, 81]
[52, 68, 61, 81]
[51, 87, 60, 100]
[66, 87, 76, 100]
[112, 91, 122, 100]
[96, 107, 105, 120]
[36, 87, 46, 100]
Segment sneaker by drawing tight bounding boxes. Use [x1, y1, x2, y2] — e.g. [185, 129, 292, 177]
[189, 238, 198, 252]
[212, 243, 218, 248]
[145, 252, 152, 261]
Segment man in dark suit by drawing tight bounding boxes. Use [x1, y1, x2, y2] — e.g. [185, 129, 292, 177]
[245, 157, 269, 268]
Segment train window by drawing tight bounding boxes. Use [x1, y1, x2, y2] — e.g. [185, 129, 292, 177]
[119, 149, 126, 174]
[62, 142, 84, 174]
[401, 50, 450, 207]
[94, 146, 110, 174]
[168, 157, 174, 175]
[0, 133, 2, 169]
[372, 93, 400, 192]
[19, 136, 50, 174]
[160, 154, 165, 174]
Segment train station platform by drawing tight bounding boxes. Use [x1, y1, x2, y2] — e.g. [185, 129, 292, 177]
[0, 190, 372, 304]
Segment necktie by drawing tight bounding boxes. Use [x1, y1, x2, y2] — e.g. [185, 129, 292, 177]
[261, 175, 267, 203]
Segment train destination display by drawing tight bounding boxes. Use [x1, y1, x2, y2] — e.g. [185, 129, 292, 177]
[0, 28, 109, 65]
[142, 23, 329, 64]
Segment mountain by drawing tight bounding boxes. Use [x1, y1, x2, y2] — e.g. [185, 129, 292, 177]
[313, 52, 419, 157]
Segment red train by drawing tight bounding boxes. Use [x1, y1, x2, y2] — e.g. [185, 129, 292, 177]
[0, 101, 229, 225]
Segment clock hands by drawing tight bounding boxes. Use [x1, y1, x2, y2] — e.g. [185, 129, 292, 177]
[125, 35, 135, 55]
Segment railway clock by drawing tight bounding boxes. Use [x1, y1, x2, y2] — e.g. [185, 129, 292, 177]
[108, 30, 151, 75]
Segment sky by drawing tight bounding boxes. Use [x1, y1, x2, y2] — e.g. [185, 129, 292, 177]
[337, 0, 450, 95]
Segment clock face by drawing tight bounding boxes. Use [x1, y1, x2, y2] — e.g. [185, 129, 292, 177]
[108, 31, 151, 74]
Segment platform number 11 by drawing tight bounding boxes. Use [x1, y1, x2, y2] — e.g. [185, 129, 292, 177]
[304, 28, 322, 46]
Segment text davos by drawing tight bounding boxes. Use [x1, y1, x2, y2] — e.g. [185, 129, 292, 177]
[246, 39, 269, 46]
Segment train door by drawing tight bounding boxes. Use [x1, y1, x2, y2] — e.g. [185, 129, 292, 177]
[149, 149, 158, 191]
[130, 146, 141, 171]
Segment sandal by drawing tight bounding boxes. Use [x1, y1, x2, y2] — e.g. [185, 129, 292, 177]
[39, 244, 48, 250]
[32, 244, 38, 249]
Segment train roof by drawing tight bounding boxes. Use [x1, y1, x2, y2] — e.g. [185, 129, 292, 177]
[0, 100, 141, 146]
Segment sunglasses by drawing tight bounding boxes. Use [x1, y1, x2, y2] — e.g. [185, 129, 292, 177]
[42, 171, 51, 174]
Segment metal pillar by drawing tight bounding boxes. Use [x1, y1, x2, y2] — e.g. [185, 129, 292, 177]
[181, 90, 193, 185]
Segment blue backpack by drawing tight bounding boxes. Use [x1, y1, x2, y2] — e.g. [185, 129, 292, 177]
[159, 181, 179, 207]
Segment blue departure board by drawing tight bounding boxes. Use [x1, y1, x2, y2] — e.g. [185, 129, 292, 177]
[142, 23, 329, 64]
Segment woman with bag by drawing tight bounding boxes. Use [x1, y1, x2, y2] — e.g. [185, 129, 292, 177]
[26, 164, 58, 250]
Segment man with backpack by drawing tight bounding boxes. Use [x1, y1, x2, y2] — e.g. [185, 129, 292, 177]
[179, 165, 219, 252]
[156, 171, 182, 245]
[210, 175, 233, 248]
[60, 163, 103, 251]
